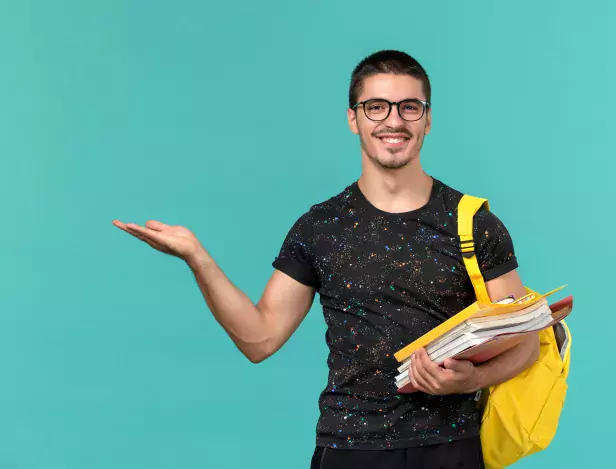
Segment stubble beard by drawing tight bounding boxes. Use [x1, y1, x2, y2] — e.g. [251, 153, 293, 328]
[360, 130, 425, 170]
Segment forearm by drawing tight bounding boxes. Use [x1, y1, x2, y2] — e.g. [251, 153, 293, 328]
[470, 334, 540, 392]
[187, 249, 275, 362]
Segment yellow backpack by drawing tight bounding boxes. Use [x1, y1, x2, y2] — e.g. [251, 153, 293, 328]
[458, 195, 571, 469]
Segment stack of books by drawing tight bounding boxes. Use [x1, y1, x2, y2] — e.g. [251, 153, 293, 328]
[394, 288, 573, 393]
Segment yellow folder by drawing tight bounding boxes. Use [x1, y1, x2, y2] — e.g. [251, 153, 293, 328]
[393, 285, 565, 363]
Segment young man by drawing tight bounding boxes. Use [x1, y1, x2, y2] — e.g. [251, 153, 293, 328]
[113, 50, 539, 469]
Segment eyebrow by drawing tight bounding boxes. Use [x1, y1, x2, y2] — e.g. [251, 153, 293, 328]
[364, 97, 424, 101]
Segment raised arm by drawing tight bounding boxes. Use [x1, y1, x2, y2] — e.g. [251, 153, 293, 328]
[112, 219, 315, 363]
[188, 251, 316, 363]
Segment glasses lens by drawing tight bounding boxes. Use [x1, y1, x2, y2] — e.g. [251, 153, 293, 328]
[363, 99, 390, 121]
[399, 100, 425, 121]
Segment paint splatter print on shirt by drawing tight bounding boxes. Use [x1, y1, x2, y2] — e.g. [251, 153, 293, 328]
[272, 178, 518, 450]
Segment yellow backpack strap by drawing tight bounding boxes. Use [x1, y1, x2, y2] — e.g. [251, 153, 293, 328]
[458, 195, 492, 304]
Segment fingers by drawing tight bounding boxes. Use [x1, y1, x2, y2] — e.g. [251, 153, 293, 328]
[125, 223, 162, 240]
[112, 220, 129, 230]
[129, 229, 168, 252]
[409, 357, 431, 393]
[112, 220, 169, 232]
[415, 348, 444, 384]
[409, 349, 477, 396]
[112, 220, 171, 253]
[113, 220, 143, 238]
[410, 350, 438, 393]
[134, 231, 170, 252]
[145, 220, 169, 231]
[443, 358, 474, 377]
[411, 348, 455, 395]
[443, 358, 464, 372]
[124, 223, 160, 240]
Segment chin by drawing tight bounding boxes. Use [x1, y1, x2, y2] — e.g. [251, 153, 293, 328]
[371, 153, 414, 170]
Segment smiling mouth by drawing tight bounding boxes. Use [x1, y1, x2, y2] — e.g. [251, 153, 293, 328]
[380, 137, 407, 143]
[377, 136, 410, 146]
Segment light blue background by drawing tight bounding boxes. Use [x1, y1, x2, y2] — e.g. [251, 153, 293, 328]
[0, 0, 612, 467]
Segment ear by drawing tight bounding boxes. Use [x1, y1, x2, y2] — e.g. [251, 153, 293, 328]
[424, 107, 432, 135]
[347, 108, 359, 135]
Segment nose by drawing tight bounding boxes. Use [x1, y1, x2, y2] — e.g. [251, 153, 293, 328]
[384, 103, 406, 127]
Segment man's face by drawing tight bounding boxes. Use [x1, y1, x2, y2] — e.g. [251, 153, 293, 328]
[347, 73, 432, 170]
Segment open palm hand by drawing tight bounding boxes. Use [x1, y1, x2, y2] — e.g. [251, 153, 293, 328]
[113, 219, 203, 261]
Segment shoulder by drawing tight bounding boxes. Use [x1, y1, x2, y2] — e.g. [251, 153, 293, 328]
[283, 182, 356, 236]
[432, 178, 511, 235]
[297, 182, 357, 222]
[430, 178, 465, 213]
[474, 206, 509, 232]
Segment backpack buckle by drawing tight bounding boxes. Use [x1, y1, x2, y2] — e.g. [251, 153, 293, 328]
[460, 239, 475, 258]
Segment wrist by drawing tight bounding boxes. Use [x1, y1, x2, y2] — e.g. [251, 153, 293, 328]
[466, 367, 486, 394]
[186, 247, 212, 272]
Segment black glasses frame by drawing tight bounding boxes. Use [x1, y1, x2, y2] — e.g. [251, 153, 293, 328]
[352, 98, 430, 122]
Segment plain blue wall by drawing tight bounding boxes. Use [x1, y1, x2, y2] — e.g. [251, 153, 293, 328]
[1, 1, 612, 467]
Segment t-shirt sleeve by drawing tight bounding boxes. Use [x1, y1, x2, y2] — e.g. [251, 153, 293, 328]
[272, 212, 320, 289]
[472, 207, 519, 282]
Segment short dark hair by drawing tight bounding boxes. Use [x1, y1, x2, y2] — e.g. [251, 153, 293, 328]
[349, 50, 431, 109]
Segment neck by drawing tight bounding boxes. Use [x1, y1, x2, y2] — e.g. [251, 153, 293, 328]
[357, 154, 433, 214]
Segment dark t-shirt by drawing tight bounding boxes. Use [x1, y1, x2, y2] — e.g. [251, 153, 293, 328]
[272, 178, 518, 450]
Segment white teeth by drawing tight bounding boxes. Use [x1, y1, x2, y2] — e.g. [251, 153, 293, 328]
[381, 137, 406, 144]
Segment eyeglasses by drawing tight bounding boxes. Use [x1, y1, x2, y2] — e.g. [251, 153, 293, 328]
[352, 98, 430, 122]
